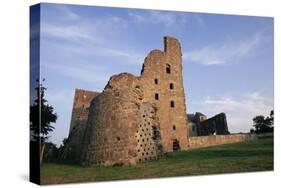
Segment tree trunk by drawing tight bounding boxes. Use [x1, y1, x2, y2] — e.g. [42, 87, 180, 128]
[40, 144, 45, 164]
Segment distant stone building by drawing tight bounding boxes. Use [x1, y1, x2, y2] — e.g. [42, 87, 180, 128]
[187, 112, 207, 137]
[199, 113, 230, 136]
[187, 112, 230, 136]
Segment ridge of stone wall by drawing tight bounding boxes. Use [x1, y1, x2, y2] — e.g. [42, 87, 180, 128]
[188, 134, 254, 149]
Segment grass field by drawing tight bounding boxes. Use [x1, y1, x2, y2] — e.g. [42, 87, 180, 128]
[40, 137, 273, 184]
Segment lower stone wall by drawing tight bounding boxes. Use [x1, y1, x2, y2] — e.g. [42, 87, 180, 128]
[256, 132, 273, 138]
[188, 134, 254, 149]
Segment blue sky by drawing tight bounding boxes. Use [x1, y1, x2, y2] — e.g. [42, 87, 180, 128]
[38, 3, 273, 146]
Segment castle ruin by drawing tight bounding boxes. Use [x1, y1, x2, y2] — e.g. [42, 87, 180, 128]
[62, 36, 251, 166]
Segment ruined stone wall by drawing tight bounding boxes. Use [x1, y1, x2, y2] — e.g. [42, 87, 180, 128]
[188, 134, 253, 149]
[188, 122, 198, 137]
[61, 89, 99, 162]
[80, 73, 160, 165]
[69, 89, 99, 133]
[140, 37, 189, 152]
[136, 102, 160, 162]
[198, 113, 230, 136]
[63, 37, 257, 166]
[66, 37, 191, 165]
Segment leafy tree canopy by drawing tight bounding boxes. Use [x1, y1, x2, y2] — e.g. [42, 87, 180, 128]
[30, 79, 58, 143]
[252, 110, 273, 134]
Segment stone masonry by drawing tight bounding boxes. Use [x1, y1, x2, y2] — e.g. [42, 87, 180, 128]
[61, 89, 99, 162]
[64, 36, 189, 165]
[198, 113, 230, 136]
[188, 112, 230, 136]
[140, 37, 189, 152]
[77, 37, 188, 165]
[64, 36, 251, 166]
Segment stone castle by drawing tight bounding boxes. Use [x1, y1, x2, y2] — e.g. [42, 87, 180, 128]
[62, 36, 251, 166]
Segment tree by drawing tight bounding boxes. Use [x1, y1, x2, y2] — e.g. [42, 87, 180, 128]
[269, 110, 274, 123]
[252, 110, 274, 134]
[250, 128, 255, 134]
[30, 79, 58, 163]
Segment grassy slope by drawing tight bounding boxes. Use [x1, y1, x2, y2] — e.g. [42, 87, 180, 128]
[41, 137, 273, 184]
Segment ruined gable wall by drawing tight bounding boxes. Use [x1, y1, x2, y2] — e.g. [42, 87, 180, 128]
[62, 89, 99, 162]
[140, 37, 189, 152]
[69, 89, 100, 133]
[199, 113, 230, 136]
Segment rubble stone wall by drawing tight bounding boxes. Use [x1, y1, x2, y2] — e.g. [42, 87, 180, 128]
[69, 89, 99, 133]
[136, 102, 159, 162]
[198, 113, 230, 136]
[80, 74, 143, 165]
[188, 134, 253, 149]
[61, 89, 99, 162]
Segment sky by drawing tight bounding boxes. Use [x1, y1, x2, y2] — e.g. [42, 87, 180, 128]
[37, 3, 274, 146]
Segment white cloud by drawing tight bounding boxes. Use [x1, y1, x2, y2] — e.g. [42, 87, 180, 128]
[42, 23, 101, 43]
[41, 61, 111, 87]
[41, 6, 144, 68]
[192, 92, 273, 133]
[56, 5, 80, 21]
[184, 32, 266, 65]
[129, 10, 174, 27]
[128, 10, 189, 28]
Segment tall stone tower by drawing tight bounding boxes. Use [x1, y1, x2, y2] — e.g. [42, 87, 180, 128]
[69, 89, 100, 134]
[141, 36, 189, 152]
[61, 89, 99, 162]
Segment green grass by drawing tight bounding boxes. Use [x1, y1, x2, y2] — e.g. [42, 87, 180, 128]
[41, 137, 273, 184]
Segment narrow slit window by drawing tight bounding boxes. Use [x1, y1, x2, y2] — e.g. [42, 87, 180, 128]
[170, 83, 174, 90]
[173, 125, 176, 130]
[166, 64, 171, 74]
[155, 93, 159, 100]
[154, 78, 158, 84]
[170, 101, 175, 108]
